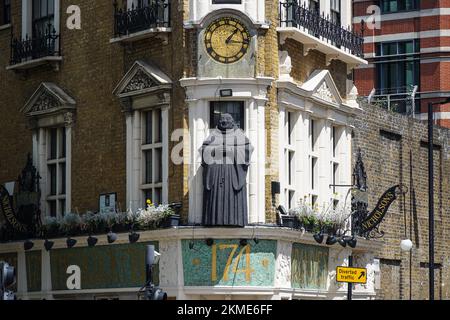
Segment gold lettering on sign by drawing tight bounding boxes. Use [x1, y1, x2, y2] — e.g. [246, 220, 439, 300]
[0, 188, 27, 233]
[211, 244, 254, 283]
[361, 187, 398, 233]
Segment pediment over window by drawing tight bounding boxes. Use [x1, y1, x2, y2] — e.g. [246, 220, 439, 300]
[21, 83, 76, 117]
[113, 60, 172, 99]
[300, 70, 343, 106]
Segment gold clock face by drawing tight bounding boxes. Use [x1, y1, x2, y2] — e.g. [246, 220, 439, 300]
[204, 17, 251, 64]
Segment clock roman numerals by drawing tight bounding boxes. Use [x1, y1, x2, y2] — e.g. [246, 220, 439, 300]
[204, 17, 251, 64]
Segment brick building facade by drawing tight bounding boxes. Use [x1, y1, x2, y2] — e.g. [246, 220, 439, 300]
[0, 0, 447, 300]
[353, 0, 450, 128]
[353, 101, 450, 300]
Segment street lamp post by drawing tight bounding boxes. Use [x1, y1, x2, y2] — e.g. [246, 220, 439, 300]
[427, 98, 450, 301]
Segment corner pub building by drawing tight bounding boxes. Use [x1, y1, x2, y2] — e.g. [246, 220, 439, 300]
[1, 0, 386, 300]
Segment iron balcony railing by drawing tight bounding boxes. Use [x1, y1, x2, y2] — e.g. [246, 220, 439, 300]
[279, 1, 365, 58]
[113, 0, 171, 37]
[10, 24, 60, 65]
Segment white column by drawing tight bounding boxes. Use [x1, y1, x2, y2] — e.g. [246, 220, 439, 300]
[274, 240, 292, 290]
[41, 250, 53, 299]
[278, 106, 286, 208]
[32, 131, 38, 168]
[38, 128, 48, 217]
[65, 126, 72, 213]
[318, 119, 330, 206]
[340, 126, 352, 205]
[54, 0, 61, 32]
[341, 0, 352, 29]
[21, 0, 32, 39]
[297, 112, 309, 200]
[161, 106, 169, 204]
[253, 95, 267, 224]
[131, 111, 142, 212]
[320, 0, 330, 16]
[176, 239, 187, 300]
[126, 112, 133, 209]
[188, 99, 208, 224]
[17, 251, 27, 298]
[247, 100, 259, 223]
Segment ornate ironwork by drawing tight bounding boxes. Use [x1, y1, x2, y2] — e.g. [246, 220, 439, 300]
[0, 154, 41, 242]
[353, 148, 368, 192]
[351, 148, 370, 238]
[279, 1, 365, 58]
[113, 0, 171, 37]
[10, 24, 60, 65]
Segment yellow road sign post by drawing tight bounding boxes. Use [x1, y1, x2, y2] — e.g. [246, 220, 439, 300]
[336, 267, 367, 284]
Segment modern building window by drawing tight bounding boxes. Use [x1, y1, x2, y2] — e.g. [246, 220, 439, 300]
[381, 0, 418, 13]
[1, 0, 10, 25]
[32, 0, 55, 37]
[46, 127, 67, 218]
[142, 108, 164, 206]
[376, 40, 420, 94]
[210, 101, 245, 130]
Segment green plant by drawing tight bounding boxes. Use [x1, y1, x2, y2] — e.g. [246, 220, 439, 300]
[59, 212, 82, 236]
[41, 216, 60, 238]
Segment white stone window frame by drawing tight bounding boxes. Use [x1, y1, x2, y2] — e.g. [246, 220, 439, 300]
[114, 60, 172, 212]
[180, 77, 273, 225]
[21, 83, 75, 219]
[309, 117, 321, 207]
[21, 0, 60, 41]
[44, 127, 67, 218]
[277, 70, 355, 212]
[330, 124, 343, 207]
[140, 107, 165, 206]
[281, 109, 300, 210]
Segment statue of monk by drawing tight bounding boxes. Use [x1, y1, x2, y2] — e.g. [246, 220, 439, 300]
[201, 114, 254, 227]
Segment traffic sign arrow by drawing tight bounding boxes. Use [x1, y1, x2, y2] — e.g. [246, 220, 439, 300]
[358, 271, 366, 280]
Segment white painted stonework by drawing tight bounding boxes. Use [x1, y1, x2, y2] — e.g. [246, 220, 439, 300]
[180, 77, 273, 225]
[278, 51, 293, 81]
[186, 0, 267, 27]
[277, 70, 359, 209]
[1, 227, 379, 300]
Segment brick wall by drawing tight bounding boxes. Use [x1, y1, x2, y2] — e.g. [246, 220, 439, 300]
[353, 101, 450, 300]
[282, 39, 348, 98]
[0, 1, 187, 216]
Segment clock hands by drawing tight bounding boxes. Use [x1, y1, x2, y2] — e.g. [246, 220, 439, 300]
[225, 28, 240, 44]
[228, 39, 250, 45]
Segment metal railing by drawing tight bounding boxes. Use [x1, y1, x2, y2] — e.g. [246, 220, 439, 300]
[368, 85, 419, 116]
[279, 1, 365, 58]
[113, 0, 170, 37]
[10, 24, 60, 65]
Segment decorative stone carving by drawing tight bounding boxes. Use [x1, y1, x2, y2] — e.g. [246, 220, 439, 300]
[64, 112, 75, 127]
[119, 97, 133, 114]
[347, 83, 359, 101]
[278, 51, 293, 81]
[314, 82, 336, 103]
[123, 70, 156, 93]
[33, 92, 59, 112]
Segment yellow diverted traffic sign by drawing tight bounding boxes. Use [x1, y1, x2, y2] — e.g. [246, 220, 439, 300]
[336, 267, 367, 284]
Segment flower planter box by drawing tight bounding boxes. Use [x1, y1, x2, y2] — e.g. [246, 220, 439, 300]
[162, 215, 180, 228]
[281, 215, 296, 228]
